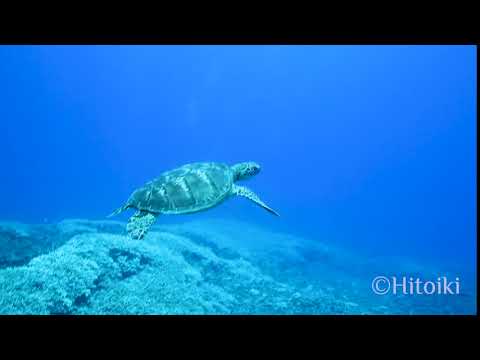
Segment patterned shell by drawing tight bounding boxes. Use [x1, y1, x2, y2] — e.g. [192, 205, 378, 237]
[126, 162, 234, 214]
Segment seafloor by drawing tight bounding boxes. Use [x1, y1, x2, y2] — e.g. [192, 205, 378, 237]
[0, 219, 475, 315]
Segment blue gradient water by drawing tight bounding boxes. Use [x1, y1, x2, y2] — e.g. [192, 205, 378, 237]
[0, 45, 476, 313]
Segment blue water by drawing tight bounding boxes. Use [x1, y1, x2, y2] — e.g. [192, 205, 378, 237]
[0, 45, 476, 314]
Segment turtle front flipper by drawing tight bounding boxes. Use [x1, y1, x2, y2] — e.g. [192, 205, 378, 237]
[231, 185, 280, 217]
[126, 211, 159, 240]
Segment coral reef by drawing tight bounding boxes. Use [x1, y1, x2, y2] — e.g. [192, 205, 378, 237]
[0, 218, 476, 315]
[0, 220, 349, 314]
[0, 222, 59, 268]
[0, 219, 126, 270]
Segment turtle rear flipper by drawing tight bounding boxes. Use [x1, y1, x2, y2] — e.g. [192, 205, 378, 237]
[107, 204, 130, 218]
[126, 211, 159, 240]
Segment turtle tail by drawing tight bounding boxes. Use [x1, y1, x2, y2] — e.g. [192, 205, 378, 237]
[107, 204, 129, 218]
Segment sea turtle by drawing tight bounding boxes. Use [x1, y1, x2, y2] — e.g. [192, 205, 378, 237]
[108, 162, 279, 240]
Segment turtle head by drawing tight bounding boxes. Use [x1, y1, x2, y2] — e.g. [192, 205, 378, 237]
[231, 162, 261, 181]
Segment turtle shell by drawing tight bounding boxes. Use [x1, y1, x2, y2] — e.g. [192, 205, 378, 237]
[127, 162, 234, 214]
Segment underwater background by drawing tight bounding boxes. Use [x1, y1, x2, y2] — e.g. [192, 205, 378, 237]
[0, 45, 476, 314]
